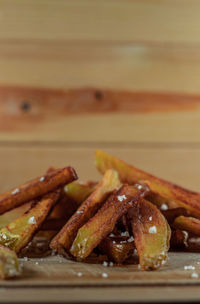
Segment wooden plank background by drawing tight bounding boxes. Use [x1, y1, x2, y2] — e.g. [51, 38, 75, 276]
[0, 2, 200, 302]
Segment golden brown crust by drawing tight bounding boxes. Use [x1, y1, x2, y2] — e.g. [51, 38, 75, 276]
[0, 167, 77, 215]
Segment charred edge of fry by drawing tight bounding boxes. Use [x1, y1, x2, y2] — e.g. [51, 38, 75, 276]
[50, 169, 121, 254]
[70, 184, 149, 259]
[98, 236, 134, 264]
[0, 166, 77, 215]
[0, 190, 60, 253]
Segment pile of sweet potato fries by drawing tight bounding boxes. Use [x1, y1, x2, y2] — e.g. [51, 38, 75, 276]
[0, 150, 200, 279]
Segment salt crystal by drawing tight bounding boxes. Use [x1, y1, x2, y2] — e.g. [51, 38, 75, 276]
[191, 272, 199, 279]
[11, 188, 19, 195]
[102, 272, 108, 278]
[28, 216, 36, 224]
[77, 272, 83, 277]
[184, 265, 195, 270]
[149, 216, 152, 221]
[76, 210, 83, 214]
[127, 236, 134, 243]
[40, 176, 45, 182]
[136, 184, 143, 190]
[109, 233, 115, 237]
[121, 231, 129, 237]
[35, 262, 39, 265]
[149, 226, 157, 234]
[117, 195, 127, 202]
[109, 262, 114, 267]
[103, 261, 108, 267]
[23, 257, 28, 261]
[160, 203, 168, 211]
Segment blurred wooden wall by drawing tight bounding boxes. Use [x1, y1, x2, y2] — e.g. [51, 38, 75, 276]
[0, 0, 200, 192]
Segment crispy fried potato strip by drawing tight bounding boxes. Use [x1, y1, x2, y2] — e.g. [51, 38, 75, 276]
[0, 167, 77, 215]
[50, 169, 121, 253]
[95, 150, 200, 217]
[0, 245, 21, 279]
[128, 199, 171, 271]
[99, 236, 134, 264]
[50, 170, 120, 253]
[161, 208, 189, 224]
[64, 181, 96, 205]
[0, 202, 32, 229]
[173, 216, 200, 236]
[70, 184, 149, 259]
[0, 191, 60, 253]
[170, 229, 188, 250]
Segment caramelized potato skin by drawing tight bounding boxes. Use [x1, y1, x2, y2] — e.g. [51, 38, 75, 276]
[95, 150, 200, 217]
[70, 184, 149, 259]
[173, 216, 200, 236]
[0, 191, 60, 253]
[0, 167, 77, 215]
[50, 169, 121, 253]
[128, 199, 171, 270]
[99, 236, 134, 264]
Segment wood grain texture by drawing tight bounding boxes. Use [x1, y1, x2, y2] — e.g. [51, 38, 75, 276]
[1, 0, 200, 44]
[1, 44, 200, 92]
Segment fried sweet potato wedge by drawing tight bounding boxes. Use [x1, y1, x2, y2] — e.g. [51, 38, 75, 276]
[0, 245, 21, 279]
[128, 199, 171, 271]
[50, 169, 121, 253]
[0, 166, 77, 215]
[173, 216, 200, 236]
[70, 184, 149, 259]
[95, 150, 200, 217]
[99, 235, 134, 264]
[64, 181, 96, 205]
[0, 190, 60, 253]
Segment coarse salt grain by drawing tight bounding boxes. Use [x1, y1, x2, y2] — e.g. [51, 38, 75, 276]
[149, 216, 152, 221]
[121, 231, 129, 237]
[160, 203, 168, 211]
[103, 261, 108, 267]
[184, 265, 195, 270]
[77, 272, 83, 277]
[109, 233, 115, 237]
[127, 236, 134, 243]
[149, 226, 157, 234]
[76, 210, 83, 214]
[40, 176, 45, 182]
[102, 272, 108, 278]
[28, 216, 36, 225]
[191, 272, 199, 279]
[136, 184, 143, 190]
[109, 262, 114, 267]
[117, 195, 127, 202]
[11, 188, 19, 195]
